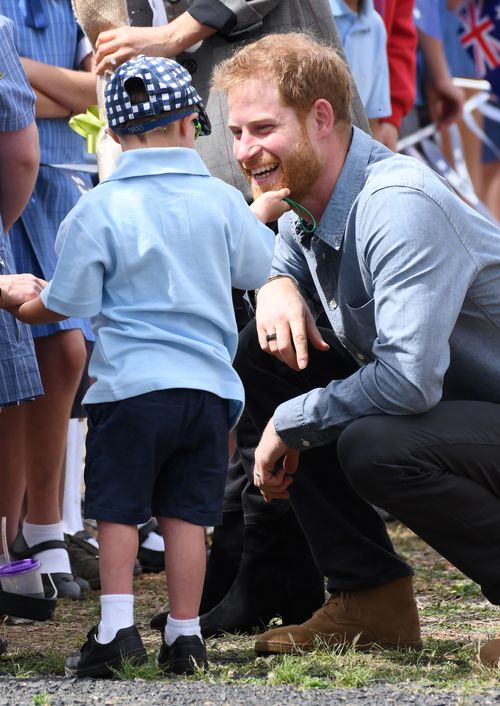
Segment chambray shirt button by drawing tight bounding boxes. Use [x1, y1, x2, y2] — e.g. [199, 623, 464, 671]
[328, 298, 337, 309]
[301, 439, 311, 448]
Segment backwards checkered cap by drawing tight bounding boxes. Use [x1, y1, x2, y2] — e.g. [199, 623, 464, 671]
[105, 55, 211, 136]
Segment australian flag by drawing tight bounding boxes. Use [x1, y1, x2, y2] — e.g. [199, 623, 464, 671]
[457, 1, 500, 97]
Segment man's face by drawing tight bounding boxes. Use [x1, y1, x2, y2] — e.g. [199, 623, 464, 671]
[227, 80, 322, 201]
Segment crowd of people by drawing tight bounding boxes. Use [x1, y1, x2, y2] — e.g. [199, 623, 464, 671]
[1, 0, 500, 679]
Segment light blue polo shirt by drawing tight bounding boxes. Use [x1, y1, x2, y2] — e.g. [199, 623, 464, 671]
[328, 0, 391, 120]
[40, 147, 275, 428]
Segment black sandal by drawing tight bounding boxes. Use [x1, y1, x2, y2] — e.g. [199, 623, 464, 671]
[10, 532, 89, 600]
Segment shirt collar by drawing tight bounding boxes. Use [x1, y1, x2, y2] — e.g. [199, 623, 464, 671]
[315, 126, 372, 250]
[329, 0, 374, 30]
[102, 147, 211, 183]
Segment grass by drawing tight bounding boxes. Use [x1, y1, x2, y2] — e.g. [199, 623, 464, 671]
[1, 523, 499, 693]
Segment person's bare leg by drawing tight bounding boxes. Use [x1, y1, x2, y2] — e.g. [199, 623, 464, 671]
[158, 517, 205, 619]
[24, 330, 86, 525]
[98, 521, 139, 595]
[0, 404, 26, 548]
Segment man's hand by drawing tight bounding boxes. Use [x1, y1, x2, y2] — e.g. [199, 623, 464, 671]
[0, 274, 46, 309]
[256, 276, 329, 371]
[253, 419, 300, 501]
[250, 188, 291, 224]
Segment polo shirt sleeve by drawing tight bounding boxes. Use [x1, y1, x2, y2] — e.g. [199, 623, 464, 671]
[0, 16, 36, 132]
[226, 191, 275, 290]
[40, 209, 108, 319]
[188, 0, 282, 37]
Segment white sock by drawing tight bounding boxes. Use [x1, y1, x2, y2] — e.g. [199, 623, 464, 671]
[85, 536, 99, 550]
[23, 521, 71, 575]
[61, 418, 85, 535]
[165, 615, 202, 646]
[97, 594, 134, 644]
[138, 526, 164, 552]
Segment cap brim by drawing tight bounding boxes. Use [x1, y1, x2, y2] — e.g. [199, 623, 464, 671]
[196, 103, 211, 136]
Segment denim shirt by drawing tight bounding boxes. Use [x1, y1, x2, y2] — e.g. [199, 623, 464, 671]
[273, 126, 500, 450]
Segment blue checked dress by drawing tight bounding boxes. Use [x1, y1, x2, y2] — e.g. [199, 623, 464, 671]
[0, 15, 43, 405]
[3, 0, 93, 340]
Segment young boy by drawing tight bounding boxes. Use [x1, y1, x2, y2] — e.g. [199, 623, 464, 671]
[5, 55, 288, 677]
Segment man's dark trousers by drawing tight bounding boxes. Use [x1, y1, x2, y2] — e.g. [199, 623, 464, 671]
[236, 319, 500, 604]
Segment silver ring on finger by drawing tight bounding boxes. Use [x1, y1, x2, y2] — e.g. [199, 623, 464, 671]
[265, 332, 277, 342]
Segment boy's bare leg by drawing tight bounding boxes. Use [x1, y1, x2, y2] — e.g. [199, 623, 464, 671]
[98, 521, 138, 594]
[158, 517, 205, 619]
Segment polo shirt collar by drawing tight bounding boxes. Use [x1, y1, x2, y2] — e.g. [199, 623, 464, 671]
[103, 147, 211, 183]
[315, 126, 372, 250]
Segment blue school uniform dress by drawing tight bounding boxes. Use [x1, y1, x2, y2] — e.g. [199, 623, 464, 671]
[2, 0, 93, 340]
[0, 15, 43, 405]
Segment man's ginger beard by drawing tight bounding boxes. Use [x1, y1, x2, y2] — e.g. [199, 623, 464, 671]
[241, 123, 322, 202]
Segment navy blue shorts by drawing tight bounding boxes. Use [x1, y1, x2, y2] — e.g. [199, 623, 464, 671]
[84, 389, 229, 526]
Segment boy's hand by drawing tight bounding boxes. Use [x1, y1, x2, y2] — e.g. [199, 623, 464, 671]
[0, 274, 46, 309]
[250, 188, 291, 224]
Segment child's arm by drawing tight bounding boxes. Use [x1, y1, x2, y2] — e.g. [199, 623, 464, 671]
[8, 296, 67, 325]
[250, 188, 291, 224]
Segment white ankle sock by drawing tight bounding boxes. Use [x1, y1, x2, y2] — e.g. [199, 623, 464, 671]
[137, 522, 164, 552]
[97, 594, 134, 644]
[165, 615, 201, 646]
[23, 521, 71, 575]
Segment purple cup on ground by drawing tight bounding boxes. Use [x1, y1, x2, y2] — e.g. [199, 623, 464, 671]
[0, 558, 44, 598]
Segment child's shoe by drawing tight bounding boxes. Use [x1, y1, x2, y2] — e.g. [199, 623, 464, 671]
[157, 634, 207, 675]
[65, 625, 147, 678]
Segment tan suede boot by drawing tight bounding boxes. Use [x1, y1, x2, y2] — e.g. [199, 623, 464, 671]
[254, 576, 422, 654]
[479, 638, 500, 667]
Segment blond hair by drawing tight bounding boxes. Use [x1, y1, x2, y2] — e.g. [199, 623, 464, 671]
[212, 32, 353, 129]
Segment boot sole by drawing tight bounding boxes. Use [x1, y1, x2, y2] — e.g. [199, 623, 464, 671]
[255, 637, 423, 655]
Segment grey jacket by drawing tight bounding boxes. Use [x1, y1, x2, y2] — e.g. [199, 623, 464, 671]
[165, 0, 369, 196]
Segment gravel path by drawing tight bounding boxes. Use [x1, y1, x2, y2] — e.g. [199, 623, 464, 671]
[2, 679, 500, 706]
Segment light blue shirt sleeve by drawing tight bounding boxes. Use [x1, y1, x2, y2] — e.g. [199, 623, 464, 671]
[226, 191, 275, 291]
[40, 207, 108, 318]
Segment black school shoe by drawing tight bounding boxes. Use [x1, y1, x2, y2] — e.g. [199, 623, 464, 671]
[157, 634, 207, 675]
[65, 625, 147, 678]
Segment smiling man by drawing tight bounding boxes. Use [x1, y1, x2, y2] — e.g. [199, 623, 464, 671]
[213, 32, 500, 664]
